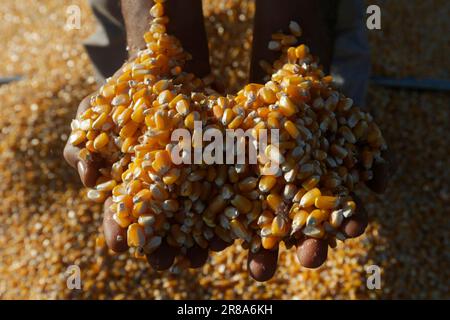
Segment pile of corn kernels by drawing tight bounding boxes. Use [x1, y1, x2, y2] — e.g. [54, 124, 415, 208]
[0, 0, 448, 299]
[67, 0, 386, 262]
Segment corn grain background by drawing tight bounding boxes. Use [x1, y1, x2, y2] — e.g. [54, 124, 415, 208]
[0, 0, 448, 299]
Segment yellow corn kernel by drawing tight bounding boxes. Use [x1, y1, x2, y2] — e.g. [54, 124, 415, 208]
[271, 215, 289, 237]
[238, 177, 258, 192]
[330, 210, 344, 228]
[150, 3, 164, 18]
[342, 200, 356, 217]
[315, 196, 338, 210]
[101, 84, 116, 98]
[87, 189, 106, 203]
[211, 224, 230, 243]
[143, 236, 162, 254]
[184, 111, 198, 130]
[362, 149, 374, 169]
[149, 183, 168, 201]
[131, 104, 145, 123]
[152, 150, 171, 175]
[230, 219, 251, 242]
[302, 175, 320, 190]
[113, 213, 133, 228]
[346, 200, 356, 211]
[163, 168, 180, 185]
[231, 195, 252, 214]
[127, 223, 146, 247]
[292, 188, 307, 203]
[265, 144, 285, 164]
[212, 104, 224, 120]
[267, 193, 283, 211]
[153, 79, 170, 93]
[300, 188, 321, 207]
[132, 201, 150, 218]
[92, 112, 108, 130]
[221, 108, 234, 126]
[126, 180, 142, 196]
[68, 130, 86, 146]
[306, 209, 329, 227]
[303, 225, 325, 239]
[330, 144, 348, 159]
[93, 132, 109, 150]
[96, 180, 116, 192]
[121, 137, 135, 153]
[279, 95, 297, 117]
[261, 236, 279, 250]
[257, 107, 270, 118]
[291, 209, 309, 234]
[258, 87, 277, 104]
[284, 120, 299, 138]
[259, 175, 277, 193]
[119, 120, 139, 138]
[150, 22, 166, 34]
[267, 115, 280, 129]
[170, 225, 185, 246]
[133, 189, 152, 203]
[117, 108, 132, 126]
[154, 111, 167, 130]
[86, 130, 97, 141]
[339, 126, 356, 144]
[228, 115, 244, 129]
[287, 47, 297, 62]
[112, 105, 126, 124]
[295, 44, 309, 59]
[175, 99, 190, 116]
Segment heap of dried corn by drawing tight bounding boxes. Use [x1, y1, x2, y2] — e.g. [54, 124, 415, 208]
[1, 0, 447, 300]
[67, 0, 387, 265]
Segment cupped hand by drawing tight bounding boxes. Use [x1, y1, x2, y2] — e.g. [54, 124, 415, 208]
[247, 152, 395, 282]
[102, 197, 234, 270]
[63, 94, 103, 188]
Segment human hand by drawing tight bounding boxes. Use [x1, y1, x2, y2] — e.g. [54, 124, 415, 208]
[247, 153, 394, 282]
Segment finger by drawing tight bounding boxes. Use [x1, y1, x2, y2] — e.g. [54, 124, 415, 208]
[65, 96, 102, 188]
[366, 151, 395, 194]
[76, 95, 93, 118]
[63, 142, 81, 169]
[250, 0, 333, 83]
[209, 235, 233, 252]
[340, 195, 368, 238]
[64, 95, 93, 169]
[103, 197, 128, 253]
[165, 0, 211, 77]
[77, 158, 101, 188]
[186, 245, 209, 269]
[247, 247, 278, 282]
[296, 237, 328, 269]
[63, 143, 101, 188]
[146, 240, 178, 271]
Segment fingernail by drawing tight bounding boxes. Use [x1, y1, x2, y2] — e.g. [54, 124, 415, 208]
[296, 238, 328, 269]
[77, 161, 86, 179]
[247, 248, 278, 282]
[186, 245, 209, 268]
[341, 211, 368, 238]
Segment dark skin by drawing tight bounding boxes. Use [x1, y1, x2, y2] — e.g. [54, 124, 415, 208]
[64, 0, 393, 281]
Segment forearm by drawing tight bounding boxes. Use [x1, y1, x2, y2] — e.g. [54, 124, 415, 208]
[121, 0, 210, 77]
[250, 0, 335, 83]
